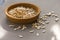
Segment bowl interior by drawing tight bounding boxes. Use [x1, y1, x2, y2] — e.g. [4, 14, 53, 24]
[6, 3, 40, 19]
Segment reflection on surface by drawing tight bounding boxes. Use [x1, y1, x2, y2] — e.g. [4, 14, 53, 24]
[51, 36, 55, 40]
[51, 24, 60, 40]
[0, 25, 7, 39]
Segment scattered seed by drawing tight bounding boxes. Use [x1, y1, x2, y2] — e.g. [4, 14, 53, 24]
[16, 26, 21, 30]
[43, 15, 48, 18]
[38, 21, 42, 23]
[35, 25, 38, 28]
[8, 11, 59, 38]
[18, 35, 23, 38]
[21, 25, 27, 30]
[41, 26, 46, 29]
[52, 14, 55, 17]
[40, 17, 43, 19]
[13, 28, 17, 31]
[42, 29, 46, 33]
[18, 26, 21, 29]
[36, 33, 40, 36]
[45, 21, 49, 24]
[41, 22, 45, 25]
[46, 12, 52, 16]
[41, 16, 48, 21]
[36, 26, 41, 30]
[55, 18, 59, 22]
[52, 13, 58, 17]
[42, 18, 47, 21]
[51, 11, 54, 13]
[9, 25, 15, 27]
[54, 15, 58, 18]
[29, 30, 34, 33]
[32, 23, 39, 28]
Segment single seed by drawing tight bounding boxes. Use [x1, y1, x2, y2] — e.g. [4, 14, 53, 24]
[29, 30, 34, 33]
[37, 26, 41, 30]
[43, 15, 48, 18]
[35, 25, 38, 28]
[43, 19, 47, 21]
[9, 25, 15, 27]
[36, 33, 39, 36]
[52, 14, 55, 17]
[45, 21, 49, 24]
[51, 11, 54, 13]
[55, 18, 59, 22]
[42, 30, 46, 33]
[41, 22, 45, 25]
[18, 35, 23, 38]
[41, 26, 46, 29]
[18, 26, 21, 29]
[16, 26, 21, 30]
[38, 21, 41, 23]
[54, 15, 58, 18]
[21, 25, 27, 30]
[46, 12, 52, 16]
[40, 17, 43, 19]
[13, 28, 17, 31]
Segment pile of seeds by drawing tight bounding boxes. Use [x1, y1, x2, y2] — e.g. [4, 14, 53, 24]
[8, 6, 36, 18]
[8, 11, 59, 38]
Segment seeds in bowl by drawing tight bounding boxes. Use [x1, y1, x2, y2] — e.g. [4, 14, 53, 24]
[8, 6, 36, 19]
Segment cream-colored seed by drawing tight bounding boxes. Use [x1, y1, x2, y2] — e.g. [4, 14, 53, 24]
[45, 21, 49, 24]
[29, 30, 34, 33]
[51, 11, 54, 13]
[21, 25, 27, 30]
[41, 26, 46, 29]
[42, 30, 46, 33]
[38, 21, 41, 23]
[41, 22, 45, 25]
[37, 26, 41, 30]
[17, 26, 21, 29]
[13, 28, 17, 31]
[43, 15, 48, 18]
[9, 25, 15, 27]
[47, 12, 52, 16]
[35, 26, 38, 28]
[52, 14, 55, 17]
[9, 9, 16, 15]
[55, 18, 59, 22]
[18, 35, 23, 38]
[13, 26, 21, 31]
[36, 33, 39, 36]
[54, 15, 58, 17]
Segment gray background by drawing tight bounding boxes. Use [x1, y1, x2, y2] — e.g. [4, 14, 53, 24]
[0, 0, 60, 40]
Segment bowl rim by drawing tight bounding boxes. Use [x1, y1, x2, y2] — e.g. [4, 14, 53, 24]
[5, 2, 41, 20]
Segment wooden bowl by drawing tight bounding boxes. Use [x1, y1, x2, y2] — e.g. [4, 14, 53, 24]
[5, 3, 41, 24]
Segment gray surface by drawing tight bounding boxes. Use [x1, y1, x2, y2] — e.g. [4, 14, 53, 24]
[0, 0, 60, 40]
